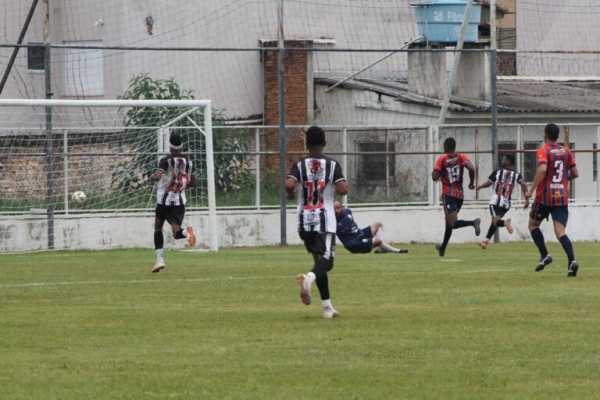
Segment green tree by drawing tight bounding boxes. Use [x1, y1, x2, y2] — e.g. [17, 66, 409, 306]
[115, 73, 251, 201]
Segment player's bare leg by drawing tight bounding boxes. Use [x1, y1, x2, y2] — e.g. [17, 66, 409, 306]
[373, 237, 408, 254]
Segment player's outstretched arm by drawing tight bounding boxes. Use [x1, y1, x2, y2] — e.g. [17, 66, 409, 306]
[476, 180, 493, 191]
[518, 179, 530, 208]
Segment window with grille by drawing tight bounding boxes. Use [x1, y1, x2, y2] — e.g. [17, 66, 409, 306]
[498, 142, 517, 168]
[27, 43, 45, 71]
[357, 142, 395, 182]
[523, 141, 542, 181]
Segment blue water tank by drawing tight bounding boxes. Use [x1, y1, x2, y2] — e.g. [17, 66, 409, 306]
[411, 0, 483, 44]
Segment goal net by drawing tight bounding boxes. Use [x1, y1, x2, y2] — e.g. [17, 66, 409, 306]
[0, 99, 218, 253]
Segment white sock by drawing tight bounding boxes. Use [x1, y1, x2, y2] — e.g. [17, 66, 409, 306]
[307, 272, 316, 283]
[322, 299, 332, 309]
[182, 228, 188, 238]
[155, 249, 163, 263]
[380, 241, 399, 253]
[375, 228, 384, 240]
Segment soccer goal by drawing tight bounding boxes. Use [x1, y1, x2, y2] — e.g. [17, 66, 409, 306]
[0, 99, 218, 252]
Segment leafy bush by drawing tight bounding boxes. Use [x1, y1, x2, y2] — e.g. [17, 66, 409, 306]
[115, 73, 251, 196]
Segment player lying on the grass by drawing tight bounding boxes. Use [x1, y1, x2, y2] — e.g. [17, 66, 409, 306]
[525, 123, 579, 277]
[432, 137, 481, 257]
[334, 201, 408, 254]
[151, 134, 197, 274]
[476, 154, 529, 249]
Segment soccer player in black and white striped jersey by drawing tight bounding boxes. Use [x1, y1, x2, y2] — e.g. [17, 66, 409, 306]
[286, 126, 349, 318]
[476, 154, 529, 249]
[150, 134, 197, 273]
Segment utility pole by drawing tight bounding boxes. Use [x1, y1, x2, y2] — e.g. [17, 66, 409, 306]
[43, 0, 55, 249]
[277, 0, 287, 245]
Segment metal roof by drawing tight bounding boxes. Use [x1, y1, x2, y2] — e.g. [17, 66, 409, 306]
[316, 77, 600, 114]
[497, 81, 600, 113]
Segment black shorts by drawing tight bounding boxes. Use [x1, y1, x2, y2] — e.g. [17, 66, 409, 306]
[442, 195, 463, 215]
[530, 202, 569, 226]
[155, 204, 185, 226]
[299, 231, 336, 260]
[489, 205, 509, 218]
[344, 227, 374, 254]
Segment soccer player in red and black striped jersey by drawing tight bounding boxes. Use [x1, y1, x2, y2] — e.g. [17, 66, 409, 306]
[525, 123, 579, 277]
[286, 126, 349, 318]
[432, 138, 481, 257]
[476, 154, 529, 249]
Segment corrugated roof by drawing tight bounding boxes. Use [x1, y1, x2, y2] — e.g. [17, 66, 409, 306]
[316, 77, 600, 114]
[497, 81, 600, 113]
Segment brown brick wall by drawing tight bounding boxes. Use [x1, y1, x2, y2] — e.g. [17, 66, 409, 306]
[262, 40, 311, 172]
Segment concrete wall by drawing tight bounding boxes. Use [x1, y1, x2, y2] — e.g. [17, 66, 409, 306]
[2, 204, 600, 252]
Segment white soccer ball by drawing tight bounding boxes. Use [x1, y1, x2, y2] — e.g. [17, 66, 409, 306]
[71, 191, 87, 204]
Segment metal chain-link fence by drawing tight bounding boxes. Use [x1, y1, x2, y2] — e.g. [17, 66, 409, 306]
[2, 124, 598, 213]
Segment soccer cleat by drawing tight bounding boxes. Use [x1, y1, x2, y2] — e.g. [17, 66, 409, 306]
[474, 218, 481, 236]
[505, 219, 514, 234]
[535, 255, 553, 272]
[296, 274, 312, 305]
[151, 262, 165, 273]
[435, 243, 445, 257]
[396, 249, 409, 254]
[567, 261, 579, 277]
[374, 247, 386, 254]
[479, 240, 488, 249]
[323, 307, 340, 319]
[186, 226, 196, 247]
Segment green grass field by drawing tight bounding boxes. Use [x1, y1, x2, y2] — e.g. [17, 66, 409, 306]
[1, 243, 599, 399]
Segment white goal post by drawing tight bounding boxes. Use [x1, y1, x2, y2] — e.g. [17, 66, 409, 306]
[0, 99, 218, 252]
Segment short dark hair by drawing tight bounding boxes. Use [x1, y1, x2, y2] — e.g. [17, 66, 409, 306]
[305, 126, 326, 147]
[444, 137, 456, 152]
[544, 123, 560, 141]
[503, 153, 516, 165]
[169, 134, 183, 149]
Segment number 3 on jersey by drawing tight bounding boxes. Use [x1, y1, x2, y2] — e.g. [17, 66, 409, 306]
[446, 165, 460, 184]
[552, 160, 564, 183]
[303, 180, 325, 211]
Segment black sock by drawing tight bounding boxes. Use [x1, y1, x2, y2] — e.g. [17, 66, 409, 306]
[559, 235, 575, 264]
[486, 224, 496, 240]
[453, 220, 474, 229]
[530, 228, 548, 258]
[174, 228, 185, 239]
[441, 226, 453, 251]
[496, 220, 505, 227]
[154, 231, 164, 250]
[315, 273, 330, 301]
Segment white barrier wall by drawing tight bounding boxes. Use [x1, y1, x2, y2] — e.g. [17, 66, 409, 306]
[1, 205, 599, 252]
